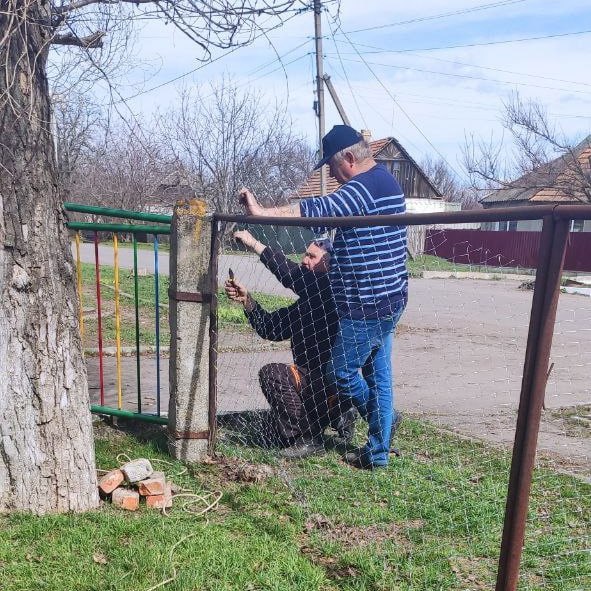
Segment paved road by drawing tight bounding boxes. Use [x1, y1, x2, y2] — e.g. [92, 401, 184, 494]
[86, 276, 591, 479]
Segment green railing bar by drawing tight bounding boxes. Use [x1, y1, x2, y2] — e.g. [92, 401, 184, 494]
[67, 222, 171, 235]
[91, 405, 168, 425]
[64, 202, 172, 224]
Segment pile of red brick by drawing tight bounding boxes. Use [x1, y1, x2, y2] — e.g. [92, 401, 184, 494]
[98, 459, 173, 511]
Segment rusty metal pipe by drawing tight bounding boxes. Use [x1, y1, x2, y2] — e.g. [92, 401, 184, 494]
[496, 217, 571, 591]
[214, 204, 591, 228]
[214, 205, 558, 228]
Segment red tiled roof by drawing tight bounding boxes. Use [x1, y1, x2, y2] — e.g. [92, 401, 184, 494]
[530, 144, 591, 203]
[482, 138, 591, 205]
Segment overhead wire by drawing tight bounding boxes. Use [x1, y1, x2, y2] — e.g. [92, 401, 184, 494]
[331, 19, 464, 178]
[326, 68, 591, 123]
[341, 0, 529, 35]
[399, 52, 591, 90]
[325, 8, 367, 128]
[118, 7, 312, 104]
[328, 53, 591, 97]
[335, 28, 591, 55]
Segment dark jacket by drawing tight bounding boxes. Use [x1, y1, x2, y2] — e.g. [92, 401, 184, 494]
[245, 248, 338, 370]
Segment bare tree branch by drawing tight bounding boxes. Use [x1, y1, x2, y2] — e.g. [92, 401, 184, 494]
[463, 93, 590, 204]
[53, 0, 154, 16]
[52, 31, 105, 47]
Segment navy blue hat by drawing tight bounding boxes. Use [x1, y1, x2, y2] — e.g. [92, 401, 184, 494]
[314, 125, 364, 170]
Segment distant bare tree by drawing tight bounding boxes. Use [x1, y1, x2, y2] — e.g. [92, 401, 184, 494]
[0, 0, 318, 515]
[421, 155, 480, 210]
[463, 93, 591, 203]
[159, 80, 314, 213]
[69, 119, 177, 211]
[52, 91, 103, 196]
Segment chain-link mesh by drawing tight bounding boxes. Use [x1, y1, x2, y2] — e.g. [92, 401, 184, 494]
[214, 219, 590, 590]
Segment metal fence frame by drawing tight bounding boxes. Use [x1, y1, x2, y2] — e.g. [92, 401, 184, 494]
[213, 203, 591, 591]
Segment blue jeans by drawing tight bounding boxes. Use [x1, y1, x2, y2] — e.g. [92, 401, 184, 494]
[327, 302, 405, 465]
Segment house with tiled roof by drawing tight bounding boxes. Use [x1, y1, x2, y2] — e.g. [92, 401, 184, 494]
[293, 132, 455, 217]
[481, 135, 591, 232]
[288, 132, 467, 256]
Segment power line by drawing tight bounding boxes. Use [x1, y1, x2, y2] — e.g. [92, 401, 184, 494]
[118, 9, 310, 104]
[335, 28, 591, 54]
[338, 39, 591, 89]
[333, 25, 463, 178]
[341, 0, 528, 35]
[247, 38, 311, 77]
[326, 69, 591, 121]
[399, 52, 591, 89]
[330, 55, 591, 97]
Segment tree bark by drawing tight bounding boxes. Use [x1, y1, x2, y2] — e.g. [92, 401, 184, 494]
[0, 1, 99, 514]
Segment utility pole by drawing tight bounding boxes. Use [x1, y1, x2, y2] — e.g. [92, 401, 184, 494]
[313, 0, 326, 195]
[323, 75, 351, 126]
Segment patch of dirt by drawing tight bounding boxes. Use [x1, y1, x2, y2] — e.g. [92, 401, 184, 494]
[303, 513, 424, 550]
[448, 556, 496, 590]
[298, 540, 361, 581]
[199, 455, 275, 485]
[93, 418, 129, 441]
[92, 418, 169, 452]
[548, 404, 591, 438]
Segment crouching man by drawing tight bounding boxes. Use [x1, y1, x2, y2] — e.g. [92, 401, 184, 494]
[225, 230, 357, 458]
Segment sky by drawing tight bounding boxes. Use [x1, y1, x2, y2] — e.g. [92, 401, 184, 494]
[101, 0, 591, 181]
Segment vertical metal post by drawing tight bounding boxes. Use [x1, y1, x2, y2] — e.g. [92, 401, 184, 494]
[314, 0, 326, 196]
[133, 234, 142, 412]
[208, 220, 222, 453]
[74, 231, 84, 339]
[154, 235, 161, 416]
[496, 215, 570, 591]
[113, 233, 123, 410]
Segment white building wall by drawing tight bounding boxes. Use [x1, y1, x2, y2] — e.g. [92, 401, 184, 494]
[406, 198, 480, 229]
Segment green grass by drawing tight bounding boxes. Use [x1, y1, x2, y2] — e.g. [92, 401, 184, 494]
[94, 239, 171, 252]
[1, 420, 588, 591]
[406, 254, 536, 277]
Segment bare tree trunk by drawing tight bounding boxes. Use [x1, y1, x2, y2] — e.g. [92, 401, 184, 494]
[407, 226, 426, 258]
[0, 1, 98, 514]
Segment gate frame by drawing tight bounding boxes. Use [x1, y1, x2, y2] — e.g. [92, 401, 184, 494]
[213, 203, 591, 591]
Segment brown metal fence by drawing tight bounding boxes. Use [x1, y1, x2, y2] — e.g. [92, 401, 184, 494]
[210, 203, 591, 591]
[426, 227, 591, 272]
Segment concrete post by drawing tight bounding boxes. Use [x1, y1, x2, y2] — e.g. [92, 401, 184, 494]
[168, 199, 211, 462]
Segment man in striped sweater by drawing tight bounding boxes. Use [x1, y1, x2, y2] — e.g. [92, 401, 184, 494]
[239, 125, 407, 469]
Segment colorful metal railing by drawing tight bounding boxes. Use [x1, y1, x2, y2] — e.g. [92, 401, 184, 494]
[65, 202, 172, 424]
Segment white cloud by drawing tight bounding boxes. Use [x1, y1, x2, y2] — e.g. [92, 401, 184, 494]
[88, 0, 591, 179]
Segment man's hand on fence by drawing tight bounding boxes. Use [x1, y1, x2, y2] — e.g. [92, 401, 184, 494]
[234, 230, 265, 255]
[238, 187, 262, 216]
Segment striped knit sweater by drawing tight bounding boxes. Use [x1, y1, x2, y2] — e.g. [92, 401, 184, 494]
[300, 164, 407, 319]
